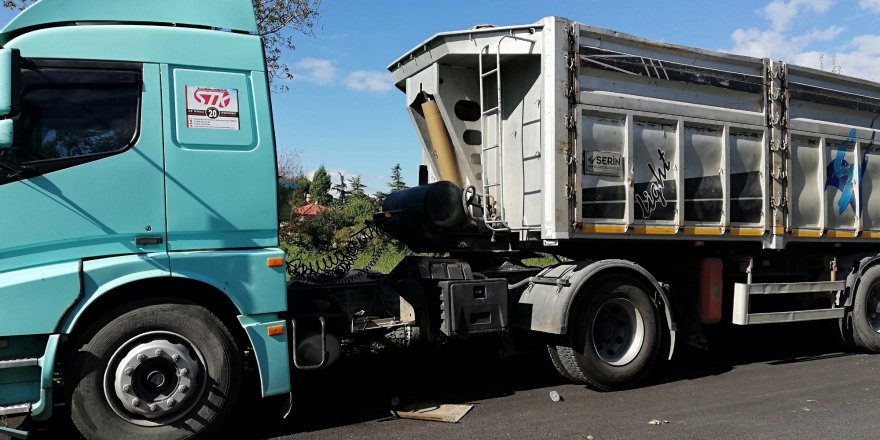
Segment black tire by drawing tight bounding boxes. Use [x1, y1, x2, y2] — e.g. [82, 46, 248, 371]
[66, 302, 241, 440]
[851, 266, 880, 352]
[546, 344, 579, 382]
[554, 275, 661, 391]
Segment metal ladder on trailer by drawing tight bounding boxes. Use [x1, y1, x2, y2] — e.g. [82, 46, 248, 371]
[477, 34, 533, 232]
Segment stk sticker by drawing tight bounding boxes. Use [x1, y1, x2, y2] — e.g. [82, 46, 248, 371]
[185, 86, 240, 130]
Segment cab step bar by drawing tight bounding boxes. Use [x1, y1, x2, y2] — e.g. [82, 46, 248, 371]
[733, 281, 846, 325]
[0, 358, 39, 369]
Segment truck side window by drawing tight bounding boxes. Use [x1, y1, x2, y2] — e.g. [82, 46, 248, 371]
[11, 62, 141, 168]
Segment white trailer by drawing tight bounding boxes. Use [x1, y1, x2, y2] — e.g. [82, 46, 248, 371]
[379, 17, 880, 389]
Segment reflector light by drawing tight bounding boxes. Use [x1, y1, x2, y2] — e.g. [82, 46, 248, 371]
[267, 325, 284, 336]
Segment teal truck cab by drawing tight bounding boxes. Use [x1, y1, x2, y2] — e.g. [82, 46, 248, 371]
[7, 1, 880, 440]
[0, 1, 291, 438]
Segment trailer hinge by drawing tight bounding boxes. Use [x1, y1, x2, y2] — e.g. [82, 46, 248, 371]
[771, 195, 788, 211]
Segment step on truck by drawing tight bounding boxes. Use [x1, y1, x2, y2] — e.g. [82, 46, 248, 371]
[2, 2, 880, 439]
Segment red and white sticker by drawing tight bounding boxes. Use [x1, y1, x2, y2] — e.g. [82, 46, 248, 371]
[185, 86, 240, 130]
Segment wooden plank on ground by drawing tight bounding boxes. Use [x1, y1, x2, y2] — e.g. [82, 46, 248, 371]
[391, 403, 474, 423]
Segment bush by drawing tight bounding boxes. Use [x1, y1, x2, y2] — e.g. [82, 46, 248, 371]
[281, 196, 409, 275]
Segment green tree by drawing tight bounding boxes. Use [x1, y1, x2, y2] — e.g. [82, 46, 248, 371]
[331, 172, 348, 204]
[349, 175, 367, 199]
[309, 165, 332, 205]
[276, 150, 308, 220]
[389, 163, 407, 192]
[2, 0, 321, 92]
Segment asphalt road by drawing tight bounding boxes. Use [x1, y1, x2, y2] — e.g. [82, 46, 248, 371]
[25, 322, 880, 439]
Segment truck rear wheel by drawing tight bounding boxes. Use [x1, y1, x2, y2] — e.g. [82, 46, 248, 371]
[851, 266, 880, 352]
[553, 275, 660, 391]
[66, 302, 241, 440]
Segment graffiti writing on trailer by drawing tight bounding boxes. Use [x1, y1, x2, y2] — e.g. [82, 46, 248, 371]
[635, 148, 671, 220]
[824, 128, 865, 215]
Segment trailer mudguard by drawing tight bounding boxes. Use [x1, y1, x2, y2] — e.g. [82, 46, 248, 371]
[515, 259, 676, 360]
[841, 253, 880, 308]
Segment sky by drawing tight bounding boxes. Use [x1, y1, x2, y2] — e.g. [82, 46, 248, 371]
[3, 0, 880, 193]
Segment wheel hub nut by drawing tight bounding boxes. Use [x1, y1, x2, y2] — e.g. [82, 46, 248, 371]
[149, 404, 159, 412]
[137, 354, 147, 362]
[155, 348, 164, 356]
[122, 384, 132, 393]
[166, 398, 177, 408]
[132, 398, 141, 406]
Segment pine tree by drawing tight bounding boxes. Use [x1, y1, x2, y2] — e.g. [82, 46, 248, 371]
[389, 163, 407, 192]
[309, 165, 332, 205]
[349, 175, 367, 198]
[331, 172, 348, 203]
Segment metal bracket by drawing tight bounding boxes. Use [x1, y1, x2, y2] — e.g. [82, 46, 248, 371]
[289, 316, 327, 371]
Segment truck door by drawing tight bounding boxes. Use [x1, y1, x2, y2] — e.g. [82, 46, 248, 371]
[0, 60, 167, 336]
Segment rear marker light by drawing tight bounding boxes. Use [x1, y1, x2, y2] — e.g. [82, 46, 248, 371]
[267, 257, 284, 267]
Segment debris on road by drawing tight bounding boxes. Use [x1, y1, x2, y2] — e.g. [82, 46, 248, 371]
[648, 419, 669, 425]
[550, 391, 562, 402]
[392, 403, 474, 423]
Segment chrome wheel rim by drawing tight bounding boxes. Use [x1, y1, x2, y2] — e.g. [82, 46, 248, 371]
[103, 331, 207, 427]
[591, 298, 645, 366]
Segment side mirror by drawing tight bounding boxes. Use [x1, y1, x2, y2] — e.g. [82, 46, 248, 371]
[0, 119, 12, 148]
[0, 48, 20, 117]
[0, 48, 21, 149]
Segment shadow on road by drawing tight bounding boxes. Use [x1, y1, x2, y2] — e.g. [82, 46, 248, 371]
[25, 321, 854, 439]
[224, 321, 852, 438]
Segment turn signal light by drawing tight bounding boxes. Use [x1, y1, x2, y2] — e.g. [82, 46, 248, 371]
[267, 325, 285, 336]
[267, 257, 285, 267]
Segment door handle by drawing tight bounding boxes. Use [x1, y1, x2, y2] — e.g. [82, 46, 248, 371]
[135, 236, 163, 246]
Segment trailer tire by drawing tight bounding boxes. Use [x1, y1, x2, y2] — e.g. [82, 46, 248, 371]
[546, 344, 578, 382]
[554, 275, 660, 391]
[851, 266, 880, 352]
[66, 301, 241, 440]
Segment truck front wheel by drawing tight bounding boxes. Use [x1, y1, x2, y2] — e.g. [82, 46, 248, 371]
[552, 275, 660, 391]
[66, 302, 241, 440]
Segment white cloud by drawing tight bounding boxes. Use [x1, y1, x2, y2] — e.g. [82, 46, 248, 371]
[290, 60, 392, 93]
[860, 0, 880, 13]
[823, 35, 880, 80]
[762, 0, 834, 31]
[724, 1, 880, 81]
[344, 71, 394, 92]
[292, 58, 339, 85]
[729, 25, 842, 59]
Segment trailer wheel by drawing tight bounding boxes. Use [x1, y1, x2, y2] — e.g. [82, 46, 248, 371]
[66, 302, 241, 440]
[851, 266, 880, 352]
[554, 275, 660, 391]
[546, 344, 578, 382]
